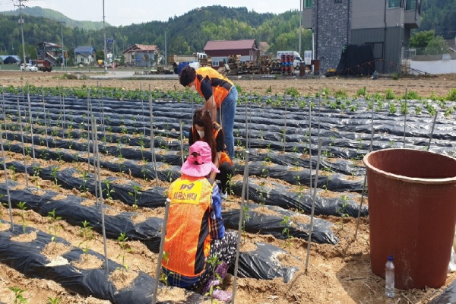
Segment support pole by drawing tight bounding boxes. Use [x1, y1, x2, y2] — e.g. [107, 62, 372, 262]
[427, 111, 438, 151]
[305, 139, 322, 274]
[152, 198, 171, 304]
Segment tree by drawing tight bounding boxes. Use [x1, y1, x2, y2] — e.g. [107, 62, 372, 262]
[424, 36, 449, 55]
[410, 30, 435, 49]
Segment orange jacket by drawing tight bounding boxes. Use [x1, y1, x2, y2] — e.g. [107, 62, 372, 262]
[195, 67, 234, 108]
[162, 176, 214, 277]
[191, 122, 233, 166]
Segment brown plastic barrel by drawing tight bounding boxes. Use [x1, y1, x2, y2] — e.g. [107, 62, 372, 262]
[364, 148, 456, 290]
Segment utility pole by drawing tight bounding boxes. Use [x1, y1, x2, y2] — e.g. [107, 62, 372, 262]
[102, 0, 107, 72]
[58, 20, 65, 69]
[299, 0, 302, 57]
[165, 30, 167, 65]
[15, 0, 27, 66]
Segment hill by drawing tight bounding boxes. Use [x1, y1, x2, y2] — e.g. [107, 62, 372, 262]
[0, 5, 310, 61]
[0, 6, 108, 30]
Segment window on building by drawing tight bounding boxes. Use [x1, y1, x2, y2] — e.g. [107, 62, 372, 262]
[335, 0, 342, 3]
[388, 0, 402, 8]
[304, 0, 312, 8]
[406, 0, 416, 10]
[212, 61, 219, 67]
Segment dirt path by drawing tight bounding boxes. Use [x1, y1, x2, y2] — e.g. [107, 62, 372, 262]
[1, 70, 456, 99]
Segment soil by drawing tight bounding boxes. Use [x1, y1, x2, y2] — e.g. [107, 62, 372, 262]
[1, 70, 456, 98]
[1, 70, 456, 304]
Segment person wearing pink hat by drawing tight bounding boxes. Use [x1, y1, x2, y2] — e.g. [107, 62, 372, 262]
[161, 141, 237, 301]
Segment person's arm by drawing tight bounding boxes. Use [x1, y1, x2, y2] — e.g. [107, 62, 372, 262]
[200, 76, 217, 121]
[208, 184, 225, 240]
[209, 152, 221, 180]
[204, 96, 217, 123]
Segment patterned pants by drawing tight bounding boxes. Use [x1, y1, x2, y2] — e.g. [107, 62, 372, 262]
[189, 231, 238, 290]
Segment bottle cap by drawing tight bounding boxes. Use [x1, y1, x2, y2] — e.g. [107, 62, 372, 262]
[388, 255, 394, 261]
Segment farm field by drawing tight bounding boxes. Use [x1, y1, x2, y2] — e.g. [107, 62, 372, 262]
[0, 71, 456, 304]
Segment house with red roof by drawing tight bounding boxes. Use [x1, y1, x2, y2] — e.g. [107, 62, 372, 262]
[204, 39, 258, 69]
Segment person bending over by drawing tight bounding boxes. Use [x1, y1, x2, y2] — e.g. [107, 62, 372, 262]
[179, 65, 238, 159]
[189, 107, 234, 199]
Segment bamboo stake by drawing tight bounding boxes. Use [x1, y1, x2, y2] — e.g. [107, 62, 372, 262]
[62, 89, 67, 130]
[26, 92, 36, 162]
[0, 123, 14, 231]
[179, 119, 184, 165]
[427, 110, 438, 151]
[2, 86, 7, 135]
[231, 149, 250, 303]
[149, 86, 159, 187]
[90, 103, 99, 204]
[42, 88, 49, 150]
[59, 85, 64, 139]
[152, 198, 171, 304]
[141, 83, 146, 137]
[305, 139, 322, 274]
[101, 96, 106, 147]
[283, 99, 287, 152]
[403, 87, 408, 148]
[87, 90, 91, 173]
[354, 103, 375, 240]
[91, 115, 109, 274]
[16, 98, 28, 187]
[245, 97, 250, 203]
[308, 100, 312, 192]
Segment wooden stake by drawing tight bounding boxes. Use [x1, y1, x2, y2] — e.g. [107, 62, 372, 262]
[152, 198, 171, 304]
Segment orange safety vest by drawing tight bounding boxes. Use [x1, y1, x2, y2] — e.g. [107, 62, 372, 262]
[191, 122, 233, 166]
[195, 67, 234, 108]
[162, 176, 214, 277]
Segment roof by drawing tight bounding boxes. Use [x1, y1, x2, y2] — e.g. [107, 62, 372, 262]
[75, 46, 95, 54]
[123, 44, 159, 53]
[0, 55, 21, 63]
[204, 39, 258, 51]
[37, 42, 62, 48]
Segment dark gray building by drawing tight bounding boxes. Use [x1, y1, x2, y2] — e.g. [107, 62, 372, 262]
[302, 0, 421, 74]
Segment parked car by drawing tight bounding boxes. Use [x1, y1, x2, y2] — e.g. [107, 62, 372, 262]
[20, 63, 38, 72]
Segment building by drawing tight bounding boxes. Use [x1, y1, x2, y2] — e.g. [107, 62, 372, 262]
[36, 42, 64, 66]
[204, 39, 259, 68]
[302, 0, 421, 74]
[74, 46, 96, 65]
[122, 44, 159, 67]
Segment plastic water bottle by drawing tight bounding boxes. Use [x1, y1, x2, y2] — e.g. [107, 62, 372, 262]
[385, 255, 395, 298]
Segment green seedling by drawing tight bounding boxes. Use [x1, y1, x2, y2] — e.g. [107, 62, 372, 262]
[47, 208, 62, 243]
[116, 232, 132, 275]
[78, 220, 94, 259]
[128, 185, 142, 210]
[79, 170, 89, 192]
[103, 179, 115, 200]
[280, 216, 294, 248]
[50, 167, 59, 186]
[8, 165, 17, 181]
[17, 201, 28, 233]
[9, 286, 28, 304]
[159, 251, 173, 286]
[241, 205, 251, 243]
[46, 296, 61, 304]
[204, 254, 223, 301]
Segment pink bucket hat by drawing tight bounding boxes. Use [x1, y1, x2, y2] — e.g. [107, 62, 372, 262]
[181, 141, 220, 177]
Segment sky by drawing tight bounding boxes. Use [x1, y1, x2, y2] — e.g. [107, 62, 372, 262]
[0, 0, 301, 26]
